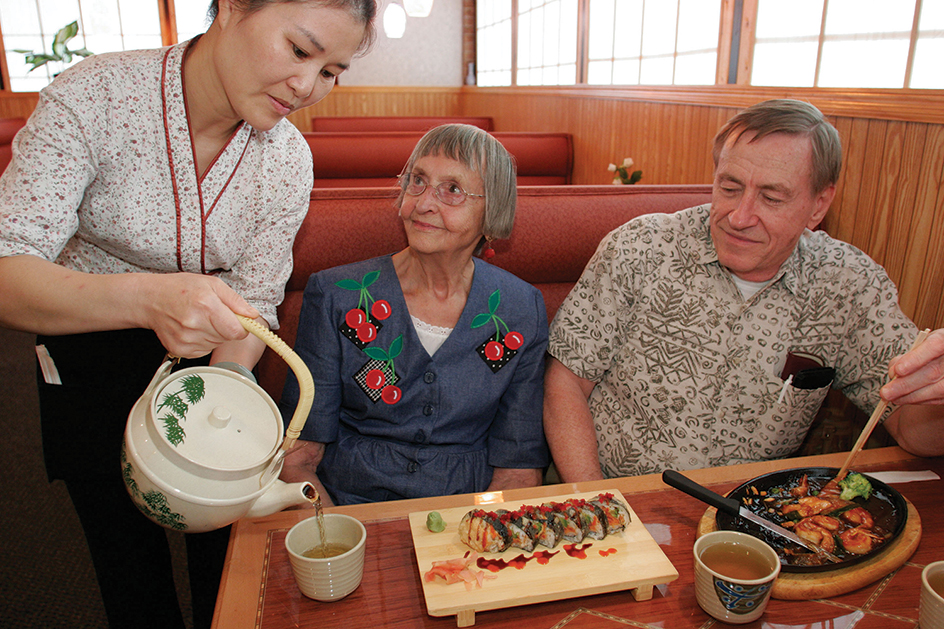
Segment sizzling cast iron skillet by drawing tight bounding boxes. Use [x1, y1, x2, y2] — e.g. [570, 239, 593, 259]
[715, 467, 908, 573]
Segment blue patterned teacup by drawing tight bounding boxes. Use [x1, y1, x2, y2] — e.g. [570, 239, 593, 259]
[694, 531, 781, 624]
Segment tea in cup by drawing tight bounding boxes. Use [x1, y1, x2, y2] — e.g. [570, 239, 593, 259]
[285, 513, 367, 602]
[922, 561, 944, 629]
[693, 530, 781, 624]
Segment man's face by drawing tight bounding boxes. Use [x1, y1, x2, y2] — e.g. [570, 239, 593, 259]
[710, 131, 836, 282]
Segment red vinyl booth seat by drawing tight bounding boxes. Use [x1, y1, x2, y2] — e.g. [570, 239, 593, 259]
[256, 184, 713, 400]
[304, 131, 573, 187]
[311, 116, 494, 132]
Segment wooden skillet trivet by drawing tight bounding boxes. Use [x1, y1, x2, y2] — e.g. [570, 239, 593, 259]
[696, 499, 921, 600]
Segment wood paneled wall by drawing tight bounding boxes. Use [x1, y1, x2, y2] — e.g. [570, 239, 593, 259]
[294, 86, 943, 332]
[0, 93, 38, 120]
[5, 85, 942, 331]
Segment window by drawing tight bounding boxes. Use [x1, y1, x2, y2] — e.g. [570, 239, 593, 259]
[476, 0, 944, 89]
[750, 0, 944, 89]
[476, 0, 513, 86]
[587, 0, 721, 86]
[174, 2, 211, 43]
[517, 0, 578, 86]
[476, 0, 723, 87]
[0, 0, 210, 92]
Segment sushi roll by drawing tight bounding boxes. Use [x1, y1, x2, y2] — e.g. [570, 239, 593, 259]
[519, 504, 562, 548]
[567, 498, 607, 540]
[496, 509, 535, 552]
[545, 502, 585, 543]
[458, 509, 511, 553]
[590, 493, 632, 533]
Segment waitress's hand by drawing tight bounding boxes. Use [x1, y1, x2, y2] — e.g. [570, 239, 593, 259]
[137, 272, 259, 359]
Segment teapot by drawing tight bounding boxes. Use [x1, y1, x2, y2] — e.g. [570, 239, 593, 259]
[122, 316, 316, 533]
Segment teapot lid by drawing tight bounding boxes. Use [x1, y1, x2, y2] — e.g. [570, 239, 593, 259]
[150, 367, 281, 471]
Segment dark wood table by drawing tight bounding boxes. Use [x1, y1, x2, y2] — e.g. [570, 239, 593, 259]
[212, 447, 943, 628]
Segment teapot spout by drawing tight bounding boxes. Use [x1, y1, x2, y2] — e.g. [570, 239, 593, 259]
[246, 480, 316, 519]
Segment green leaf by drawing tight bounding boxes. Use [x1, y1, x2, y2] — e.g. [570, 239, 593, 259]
[388, 335, 403, 359]
[488, 289, 501, 314]
[55, 21, 79, 46]
[363, 347, 388, 361]
[335, 279, 363, 290]
[180, 375, 206, 404]
[471, 313, 492, 328]
[161, 414, 186, 446]
[629, 170, 643, 184]
[157, 392, 188, 418]
[362, 270, 380, 288]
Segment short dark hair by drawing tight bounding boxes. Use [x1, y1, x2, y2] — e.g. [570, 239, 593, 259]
[712, 99, 842, 194]
[207, 0, 377, 54]
[396, 124, 518, 241]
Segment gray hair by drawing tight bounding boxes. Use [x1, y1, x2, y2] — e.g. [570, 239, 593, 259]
[712, 99, 842, 194]
[396, 124, 518, 241]
[207, 0, 377, 54]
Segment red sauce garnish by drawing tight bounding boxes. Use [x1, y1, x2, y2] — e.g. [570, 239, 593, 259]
[534, 550, 559, 565]
[476, 550, 561, 572]
[477, 554, 531, 572]
[599, 548, 618, 557]
[563, 543, 593, 559]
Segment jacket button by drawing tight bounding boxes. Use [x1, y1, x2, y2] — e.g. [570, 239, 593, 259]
[424, 371, 435, 383]
[423, 404, 433, 416]
[414, 429, 426, 443]
[407, 461, 419, 473]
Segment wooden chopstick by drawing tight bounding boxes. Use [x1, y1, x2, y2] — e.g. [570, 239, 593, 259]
[835, 328, 931, 482]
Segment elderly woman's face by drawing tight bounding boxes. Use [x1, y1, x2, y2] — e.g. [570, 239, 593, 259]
[399, 154, 486, 258]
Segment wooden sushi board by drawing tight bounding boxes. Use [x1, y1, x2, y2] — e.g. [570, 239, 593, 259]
[696, 499, 922, 600]
[409, 489, 678, 627]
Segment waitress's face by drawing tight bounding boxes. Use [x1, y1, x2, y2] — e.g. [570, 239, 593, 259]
[400, 154, 487, 259]
[214, 1, 364, 131]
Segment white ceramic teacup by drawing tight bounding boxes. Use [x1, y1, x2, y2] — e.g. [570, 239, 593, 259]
[693, 530, 781, 624]
[285, 513, 367, 602]
[921, 561, 944, 629]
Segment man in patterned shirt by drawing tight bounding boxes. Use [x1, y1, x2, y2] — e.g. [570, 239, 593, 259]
[545, 99, 944, 481]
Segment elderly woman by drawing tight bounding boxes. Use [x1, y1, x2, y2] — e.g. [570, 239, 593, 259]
[281, 124, 549, 506]
[0, 2, 376, 627]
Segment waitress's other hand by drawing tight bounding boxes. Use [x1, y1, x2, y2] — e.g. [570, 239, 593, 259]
[139, 272, 259, 358]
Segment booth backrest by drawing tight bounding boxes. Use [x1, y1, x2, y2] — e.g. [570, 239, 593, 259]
[304, 131, 573, 187]
[0, 118, 26, 175]
[257, 184, 714, 400]
[311, 116, 494, 132]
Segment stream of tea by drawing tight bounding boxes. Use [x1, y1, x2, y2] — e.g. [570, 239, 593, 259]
[302, 489, 350, 558]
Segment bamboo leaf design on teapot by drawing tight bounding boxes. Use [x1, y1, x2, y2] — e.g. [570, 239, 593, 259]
[156, 374, 206, 446]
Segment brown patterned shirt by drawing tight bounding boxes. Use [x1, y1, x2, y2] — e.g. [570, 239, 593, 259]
[548, 204, 918, 477]
[0, 41, 312, 328]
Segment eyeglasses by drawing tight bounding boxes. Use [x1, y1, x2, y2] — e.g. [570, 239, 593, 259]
[400, 172, 484, 206]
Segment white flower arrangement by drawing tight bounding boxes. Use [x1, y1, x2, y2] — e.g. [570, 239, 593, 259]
[608, 157, 642, 185]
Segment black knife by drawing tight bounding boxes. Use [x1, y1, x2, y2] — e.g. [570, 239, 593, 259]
[662, 469, 841, 563]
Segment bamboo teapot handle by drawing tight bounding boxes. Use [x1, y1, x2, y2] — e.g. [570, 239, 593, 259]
[236, 315, 313, 451]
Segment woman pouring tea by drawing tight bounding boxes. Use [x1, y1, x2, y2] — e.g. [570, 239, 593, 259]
[0, 1, 376, 627]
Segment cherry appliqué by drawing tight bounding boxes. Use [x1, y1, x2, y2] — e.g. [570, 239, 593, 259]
[471, 289, 524, 373]
[336, 271, 392, 349]
[356, 335, 404, 404]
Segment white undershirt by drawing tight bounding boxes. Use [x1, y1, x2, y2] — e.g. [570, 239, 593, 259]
[411, 315, 453, 356]
[730, 274, 769, 300]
